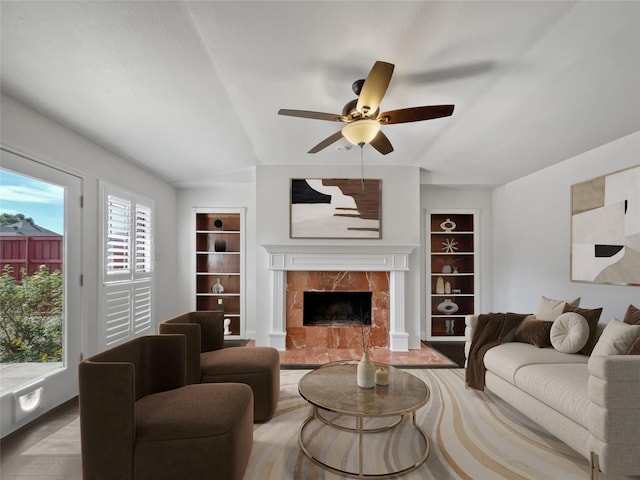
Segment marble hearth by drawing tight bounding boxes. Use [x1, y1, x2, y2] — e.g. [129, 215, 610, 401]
[262, 245, 417, 352]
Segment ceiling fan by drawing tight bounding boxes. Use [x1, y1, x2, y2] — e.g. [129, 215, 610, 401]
[278, 61, 455, 155]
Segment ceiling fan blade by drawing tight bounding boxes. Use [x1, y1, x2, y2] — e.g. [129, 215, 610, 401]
[308, 130, 344, 153]
[378, 105, 454, 124]
[278, 109, 345, 122]
[370, 130, 394, 155]
[356, 61, 394, 116]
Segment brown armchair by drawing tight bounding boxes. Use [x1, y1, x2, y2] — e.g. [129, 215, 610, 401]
[78, 334, 253, 480]
[159, 311, 280, 422]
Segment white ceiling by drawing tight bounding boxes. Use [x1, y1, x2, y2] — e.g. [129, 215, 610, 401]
[2, 1, 639, 187]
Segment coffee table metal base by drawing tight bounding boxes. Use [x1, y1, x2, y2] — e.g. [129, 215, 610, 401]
[298, 405, 430, 479]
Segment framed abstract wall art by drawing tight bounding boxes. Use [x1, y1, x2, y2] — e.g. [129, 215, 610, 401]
[571, 164, 640, 286]
[290, 178, 381, 239]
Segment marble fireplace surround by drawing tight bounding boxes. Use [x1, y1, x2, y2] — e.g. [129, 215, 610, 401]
[262, 245, 417, 352]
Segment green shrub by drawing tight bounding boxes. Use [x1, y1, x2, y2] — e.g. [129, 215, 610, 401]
[0, 265, 63, 362]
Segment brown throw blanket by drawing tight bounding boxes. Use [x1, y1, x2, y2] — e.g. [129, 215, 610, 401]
[465, 312, 529, 390]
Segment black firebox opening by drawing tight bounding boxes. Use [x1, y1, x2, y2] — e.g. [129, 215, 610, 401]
[303, 291, 372, 326]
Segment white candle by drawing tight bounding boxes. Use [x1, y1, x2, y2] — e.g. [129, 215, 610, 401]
[375, 367, 389, 385]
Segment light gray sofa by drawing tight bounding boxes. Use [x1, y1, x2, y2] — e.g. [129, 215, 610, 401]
[465, 315, 640, 480]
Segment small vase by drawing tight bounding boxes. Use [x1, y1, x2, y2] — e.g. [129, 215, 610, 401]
[441, 265, 452, 274]
[437, 298, 459, 315]
[440, 218, 457, 232]
[357, 352, 375, 388]
[212, 278, 224, 294]
[445, 318, 456, 336]
[214, 239, 226, 252]
[435, 276, 445, 294]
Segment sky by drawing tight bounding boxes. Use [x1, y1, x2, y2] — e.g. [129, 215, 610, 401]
[0, 168, 64, 235]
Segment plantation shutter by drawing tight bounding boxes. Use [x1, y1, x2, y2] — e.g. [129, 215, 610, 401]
[106, 195, 132, 278]
[99, 182, 154, 350]
[132, 203, 153, 336]
[104, 285, 132, 346]
[133, 283, 152, 334]
[135, 204, 152, 275]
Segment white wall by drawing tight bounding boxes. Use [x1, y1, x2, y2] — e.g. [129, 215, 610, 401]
[175, 179, 257, 337]
[0, 94, 179, 356]
[420, 186, 494, 337]
[493, 131, 640, 321]
[254, 165, 423, 347]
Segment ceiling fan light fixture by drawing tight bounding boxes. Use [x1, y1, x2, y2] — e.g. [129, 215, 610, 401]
[341, 119, 380, 146]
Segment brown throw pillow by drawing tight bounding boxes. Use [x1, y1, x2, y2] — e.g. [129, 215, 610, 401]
[514, 315, 553, 348]
[623, 304, 640, 325]
[628, 337, 640, 355]
[563, 304, 603, 355]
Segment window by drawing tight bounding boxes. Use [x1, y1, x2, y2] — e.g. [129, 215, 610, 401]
[99, 182, 154, 349]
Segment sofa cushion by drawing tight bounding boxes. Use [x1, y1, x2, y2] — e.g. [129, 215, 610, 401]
[537, 295, 581, 321]
[562, 304, 603, 355]
[483, 342, 588, 384]
[623, 304, 640, 325]
[201, 346, 279, 377]
[550, 312, 589, 353]
[514, 363, 591, 427]
[514, 316, 552, 347]
[591, 319, 640, 356]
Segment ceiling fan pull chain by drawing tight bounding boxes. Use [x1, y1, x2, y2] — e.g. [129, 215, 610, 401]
[360, 143, 365, 190]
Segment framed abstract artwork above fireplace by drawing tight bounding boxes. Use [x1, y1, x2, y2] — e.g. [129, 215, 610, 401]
[290, 178, 381, 239]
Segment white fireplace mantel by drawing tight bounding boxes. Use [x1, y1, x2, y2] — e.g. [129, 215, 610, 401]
[262, 244, 418, 352]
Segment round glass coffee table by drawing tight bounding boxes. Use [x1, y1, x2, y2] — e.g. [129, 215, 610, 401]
[298, 362, 430, 478]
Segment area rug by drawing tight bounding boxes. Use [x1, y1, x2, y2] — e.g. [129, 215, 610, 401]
[22, 369, 637, 479]
[247, 369, 636, 480]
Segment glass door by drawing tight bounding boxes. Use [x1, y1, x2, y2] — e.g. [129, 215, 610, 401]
[0, 148, 82, 436]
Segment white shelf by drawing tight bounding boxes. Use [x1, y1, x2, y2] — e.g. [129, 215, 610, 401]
[196, 272, 241, 276]
[431, 273, 474, 276]
[432, 294, 475, 297]
[196, 293, 240, 297]
[430, 252, 474, 255]
[196, 251, 240, 254]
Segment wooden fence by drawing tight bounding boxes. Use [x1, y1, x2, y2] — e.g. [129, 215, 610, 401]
[0, 236, 63, 281]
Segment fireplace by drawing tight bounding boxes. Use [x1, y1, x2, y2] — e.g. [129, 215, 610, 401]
[303, 291, 372, 326]
[287, 271, 386, 349]
[262, 245, 417, 352]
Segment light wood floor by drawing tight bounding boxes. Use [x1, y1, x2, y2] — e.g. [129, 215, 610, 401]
[1, 398, 81, 480]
